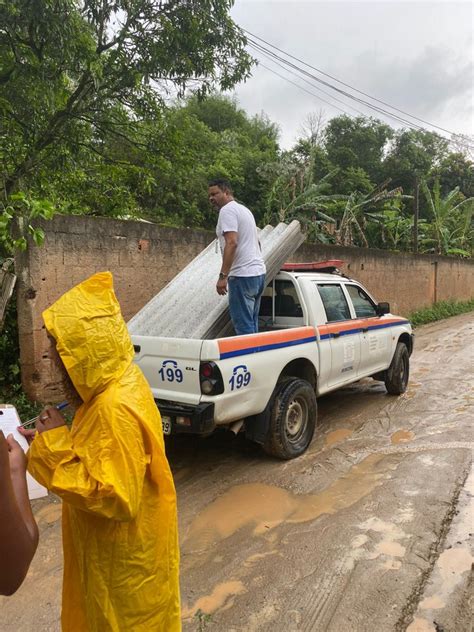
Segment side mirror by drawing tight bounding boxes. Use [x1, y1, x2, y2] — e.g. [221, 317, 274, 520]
[376, 302, 390, 316]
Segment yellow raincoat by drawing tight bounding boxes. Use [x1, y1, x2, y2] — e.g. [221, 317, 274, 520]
[27, 272, 181, 631]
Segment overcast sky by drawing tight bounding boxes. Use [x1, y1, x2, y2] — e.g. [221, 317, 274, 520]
[227, 1, 473, 148]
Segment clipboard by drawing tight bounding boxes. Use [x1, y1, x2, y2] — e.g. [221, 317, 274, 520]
[0, 404, 48, 500]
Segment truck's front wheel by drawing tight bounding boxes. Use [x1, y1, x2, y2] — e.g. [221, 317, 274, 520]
[384, 342, 409, 395]
[263, 378, 317, 460]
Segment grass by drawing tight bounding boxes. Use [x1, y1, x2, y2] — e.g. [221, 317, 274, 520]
[408, 298, 474, 327]
[194, 610, 213, 631]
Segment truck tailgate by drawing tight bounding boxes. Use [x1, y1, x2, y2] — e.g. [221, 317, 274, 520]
[131, 335, 203, 405]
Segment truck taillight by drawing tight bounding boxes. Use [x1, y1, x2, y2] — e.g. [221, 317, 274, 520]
[199, 362, 224, 395]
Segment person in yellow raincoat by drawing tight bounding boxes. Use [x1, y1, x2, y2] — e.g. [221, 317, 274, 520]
[24, 271, 181, 631]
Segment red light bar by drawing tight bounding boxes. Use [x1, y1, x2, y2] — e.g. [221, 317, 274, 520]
[281, 260, 344, 272]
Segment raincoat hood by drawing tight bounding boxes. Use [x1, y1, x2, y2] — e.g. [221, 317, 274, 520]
[42, 272, 134, 403]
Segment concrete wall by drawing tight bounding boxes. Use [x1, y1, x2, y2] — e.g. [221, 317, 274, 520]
[15, 215, 474, 402]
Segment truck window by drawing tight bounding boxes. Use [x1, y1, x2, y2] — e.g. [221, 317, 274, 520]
[346, 285, 377, 318]
[317, 284, 351, 322]
[274, 280, 303, 317]
[259, 280, 303, 319]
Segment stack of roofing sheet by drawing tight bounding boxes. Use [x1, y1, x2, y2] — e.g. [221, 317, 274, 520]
[127, 221, 305, 339]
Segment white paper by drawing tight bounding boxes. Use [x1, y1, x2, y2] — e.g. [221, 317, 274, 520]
[0, 405, 48, 500]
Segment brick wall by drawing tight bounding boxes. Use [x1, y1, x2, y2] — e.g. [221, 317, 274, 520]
[14, 215, 474, 402]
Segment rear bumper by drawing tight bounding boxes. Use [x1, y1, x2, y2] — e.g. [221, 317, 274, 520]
[155, 399, 215, 434]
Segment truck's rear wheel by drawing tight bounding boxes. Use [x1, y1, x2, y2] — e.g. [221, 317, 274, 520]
[263, 378, 317, 460]
[384, 342, 409, 395]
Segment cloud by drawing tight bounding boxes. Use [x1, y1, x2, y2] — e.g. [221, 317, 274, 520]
[349, 46, 472, 126]
[230, 1, 473, 147]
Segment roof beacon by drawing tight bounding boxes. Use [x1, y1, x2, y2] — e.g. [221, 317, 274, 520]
[281, 260, 344, 274]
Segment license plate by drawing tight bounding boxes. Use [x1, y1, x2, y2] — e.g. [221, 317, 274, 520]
[162, 416, 172, 435]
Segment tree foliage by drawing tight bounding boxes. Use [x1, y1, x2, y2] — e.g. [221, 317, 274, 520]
[421, 179, 473, 256]
[0, 0, 253, 206]
[0, 3, 472, 260]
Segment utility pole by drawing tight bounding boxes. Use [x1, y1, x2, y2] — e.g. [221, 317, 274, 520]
[413, 176, 419, 253]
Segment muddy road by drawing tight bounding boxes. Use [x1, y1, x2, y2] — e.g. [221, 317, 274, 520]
[1, 312, 473, 631]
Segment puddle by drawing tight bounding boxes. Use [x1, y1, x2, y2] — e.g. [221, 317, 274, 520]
[376, 540, 406, 557]
[182, 580, 246, 618]
[290, 454, 391, 523]
[437, 547, 472, 579]
[325, 428, 353, 446]
[417, 547, 473, 615]
[419, 595, 445, 609]
[183, 454, 393, 551]
[358, 516, 408, 566]
[406, 617, 436, 632]
[391, 429, 415, 444]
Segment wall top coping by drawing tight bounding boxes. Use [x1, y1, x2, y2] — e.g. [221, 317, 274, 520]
[31, 214, 474, 267]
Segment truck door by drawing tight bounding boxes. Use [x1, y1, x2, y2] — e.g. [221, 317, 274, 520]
[343, 284, 391, 376]
[316, 283, 361, 387]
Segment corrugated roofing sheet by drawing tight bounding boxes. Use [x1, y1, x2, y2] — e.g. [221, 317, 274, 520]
[128, 221, 305, 339]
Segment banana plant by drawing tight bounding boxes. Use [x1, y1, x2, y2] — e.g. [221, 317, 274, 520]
[335, 180, 410, 247]
[421, 179, 473, 256]
[263, 146, 344, 243]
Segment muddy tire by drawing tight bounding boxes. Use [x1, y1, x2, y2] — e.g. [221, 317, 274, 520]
[384, 342, 409, 395]
[263, 378, 317, 460]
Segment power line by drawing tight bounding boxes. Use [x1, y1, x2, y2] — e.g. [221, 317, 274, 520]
[248, 38, 430, 133]
[249, 42, 426, 128]
[250, 46, 369, 118]
[244, 29, 470, 141]
[247, 38, 474, 151]
[256, 61, 357, 117]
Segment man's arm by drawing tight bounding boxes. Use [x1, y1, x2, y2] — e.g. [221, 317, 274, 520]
[0, 432, 38, 596]
[216, 231, 238, 295]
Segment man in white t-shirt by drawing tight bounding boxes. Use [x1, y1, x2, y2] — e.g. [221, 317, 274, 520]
[208, 179, 266, 335]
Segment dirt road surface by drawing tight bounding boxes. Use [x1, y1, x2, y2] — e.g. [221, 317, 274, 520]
[1, 313, 472, 631]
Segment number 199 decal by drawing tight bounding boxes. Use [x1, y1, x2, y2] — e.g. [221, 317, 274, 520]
[159, 360, 183, 383]
[229, 364, 251, 390]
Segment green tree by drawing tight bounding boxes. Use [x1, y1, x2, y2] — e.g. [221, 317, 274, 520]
[433, 152, 474, 199]
[0, 0, 253, 238]
[95, 95, 280, 229]
[185, 93, 248, 133]
[383, 129, 449, 200]
[323, 115, 392, 186]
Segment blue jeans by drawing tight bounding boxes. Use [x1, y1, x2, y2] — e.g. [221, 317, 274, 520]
[228, 274, 266, 335]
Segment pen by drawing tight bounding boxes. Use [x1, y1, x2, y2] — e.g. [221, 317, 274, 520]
[19, 401, 69, 428]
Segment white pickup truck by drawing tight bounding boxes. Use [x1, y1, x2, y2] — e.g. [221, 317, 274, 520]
[132, 262, 414, 459]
